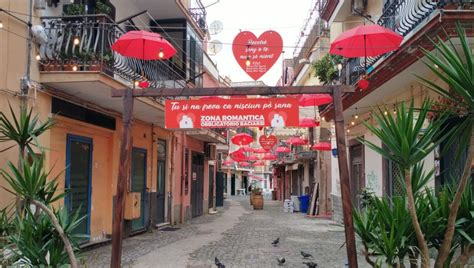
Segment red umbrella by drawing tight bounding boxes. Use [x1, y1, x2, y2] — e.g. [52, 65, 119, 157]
[275, 146, 291, 153]
[285, 137, 308, 146]
[262, 153, 278, 161]
[230, 149, 247, 162]
[222, 159, 235, 165]
[299, 94, 333, 107]
[312, 142, 332, 151]
[112, 30, 176, 60]
[253, 161, 265, 167]
[299, 118, 320, 127]
[329, 24, 403, 58]
[254, 148, 267, 154]
[247, 155, 260, 161]
[231, 133, 253, 146]
[239, 161, 251, 167]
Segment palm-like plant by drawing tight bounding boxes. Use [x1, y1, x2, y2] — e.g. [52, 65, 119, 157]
[416, 22, 474, 267]
[360, 99, 451, 267]
[0, 105, 54, 156]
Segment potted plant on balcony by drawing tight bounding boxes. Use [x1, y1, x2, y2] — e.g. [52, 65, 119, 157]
[252, 188, 264, 210]
[312, 54, 344, 85]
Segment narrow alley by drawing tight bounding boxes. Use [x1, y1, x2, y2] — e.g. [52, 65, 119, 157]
[83, 197, 360, 267]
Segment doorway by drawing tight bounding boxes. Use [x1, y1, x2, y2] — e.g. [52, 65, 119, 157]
[208, 165, 215, 209]
[216, 172, 224, 207]
[191, 152, 204, 218]
[156, 139, 166, 224]
[131, 148, 147, 232]
[65, 134, 92, 241]
[231, 174, 236, 196]
[350, 143, 365, 208]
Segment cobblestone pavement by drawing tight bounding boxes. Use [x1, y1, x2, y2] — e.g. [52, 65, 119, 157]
[83, 197, 368, 268]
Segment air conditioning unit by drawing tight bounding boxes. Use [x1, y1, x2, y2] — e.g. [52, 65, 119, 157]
[34, 0, 46, 9]
[204, 143, 216, 160]
[351, 0, 367, 14]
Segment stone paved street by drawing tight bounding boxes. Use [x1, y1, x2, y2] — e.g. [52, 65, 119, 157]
[83, 197, 367, 267]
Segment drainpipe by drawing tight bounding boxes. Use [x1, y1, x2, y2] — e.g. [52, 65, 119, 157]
[147, 124, 154, 230]
[20, 0, 33, 110]
[168, 132, 175, 225]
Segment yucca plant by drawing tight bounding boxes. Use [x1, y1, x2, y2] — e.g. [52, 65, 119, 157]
[1, 158, 80, 268]
[0, 105, 54, 156]
[359, 99, 452, 267]
[415, 22, 474, 267]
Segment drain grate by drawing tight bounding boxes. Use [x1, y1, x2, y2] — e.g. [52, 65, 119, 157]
[160, 227, 181, 232]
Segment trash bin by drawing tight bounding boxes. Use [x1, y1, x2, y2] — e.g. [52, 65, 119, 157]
[298, 195, 310, 213]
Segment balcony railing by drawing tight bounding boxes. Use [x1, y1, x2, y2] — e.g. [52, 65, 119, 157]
[39, 15, 188, 90]
[188, 0, 207, 32]
[348, 0, 439, 84]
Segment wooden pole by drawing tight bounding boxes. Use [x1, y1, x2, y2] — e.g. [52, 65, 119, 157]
[111, 88, 134, 268]
[332, 85, 358, 267]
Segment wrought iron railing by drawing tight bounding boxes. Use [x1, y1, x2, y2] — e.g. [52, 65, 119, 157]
[39, 15, 190, 90]
[348, 0, 439, 84]
[188, 0, 207, 32]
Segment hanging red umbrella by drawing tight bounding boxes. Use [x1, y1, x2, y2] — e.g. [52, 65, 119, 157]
[285, 137, 308, 146]
[222, 159, 235, 165]
[239, 161, 251, 167]
[299, 94, 333, 107]
[253, 161, 266, 167]
[329, 24, 403, 58]
[247, 154, 260, 161]
[312, 142, 332, 151]
[230, 149, 247, 162]
[254, 148, 267, 154]
[262, 153, 278, 161]
[275, 146, 291, 153]
[299, 118, 320, 127]
[112, 30, 176, 60]
[231, 133, 253, 146]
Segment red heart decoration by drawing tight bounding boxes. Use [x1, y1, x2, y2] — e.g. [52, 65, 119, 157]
[259, 135, 277, 152]
[232, 31, 283, 81]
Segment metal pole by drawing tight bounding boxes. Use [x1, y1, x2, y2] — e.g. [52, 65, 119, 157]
[20, 0, 33, 105]
[332, 86, 358, 268]
[111, 88, 134, 268]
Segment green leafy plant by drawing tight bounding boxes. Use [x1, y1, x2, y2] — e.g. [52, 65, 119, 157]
[359, 99, 451, 267]
[64, 4, 85, 16]
[0, 105, 54, 156]
[252, 187, 262, 195]
[416, 22, 474, 268]
[95, 1, 112, 15]
[312, 54, 343, 85]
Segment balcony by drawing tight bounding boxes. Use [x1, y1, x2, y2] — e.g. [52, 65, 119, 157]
[320, 0, 340, 21]
[188, 0, 207, 33]
[38, 15, 192, 126]
[185, 128, 226, 144]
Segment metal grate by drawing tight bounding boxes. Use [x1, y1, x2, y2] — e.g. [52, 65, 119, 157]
[389, 160, 404, 196]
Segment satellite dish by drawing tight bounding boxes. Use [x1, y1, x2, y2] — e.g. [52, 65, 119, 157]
[209, 20, 223, 35]
[208, 40, 223, 55]
[31, 25, 48, 45]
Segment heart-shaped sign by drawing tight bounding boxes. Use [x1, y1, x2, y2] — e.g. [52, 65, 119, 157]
[232, 31, 283, 81]
[259, 135, 278, 152]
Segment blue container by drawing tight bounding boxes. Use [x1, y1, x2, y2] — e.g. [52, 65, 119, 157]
[298, 195, 310, 213]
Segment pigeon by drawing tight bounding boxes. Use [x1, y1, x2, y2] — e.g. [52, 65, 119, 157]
[276, 257, 286, 266]
[303, 261, 318, 268]
[272, 237, 280, 246]
[214, 257, 225, 268]
[300, 251, 313, 259]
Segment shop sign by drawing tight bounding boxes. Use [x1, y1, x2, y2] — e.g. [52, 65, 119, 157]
[232, 30, 283, 80]
[165, 97, 299, 129]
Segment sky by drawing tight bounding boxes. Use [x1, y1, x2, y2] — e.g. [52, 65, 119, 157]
[203, 0, 316, 86]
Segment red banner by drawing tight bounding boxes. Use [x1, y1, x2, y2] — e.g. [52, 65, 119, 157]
[165, 98, 299, 129]
[232, 31, 283, 81]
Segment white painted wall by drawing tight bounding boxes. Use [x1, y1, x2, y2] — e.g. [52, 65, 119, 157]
[364, 133, 383, 196]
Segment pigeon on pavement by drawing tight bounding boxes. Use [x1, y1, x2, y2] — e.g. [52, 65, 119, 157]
[300, 251, 313, 259]
[215, 257, 225, 268]
[272, 237, 280, 246]
[303, 261, 318, 268]
[276, 257, 286, 266]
